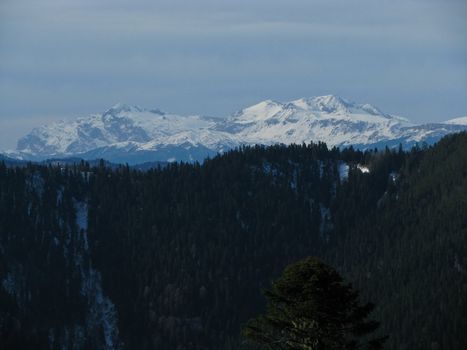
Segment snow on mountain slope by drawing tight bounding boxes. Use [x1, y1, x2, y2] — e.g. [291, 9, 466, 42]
[445, 116, 467, 125]
[216, 95, 413, 147]
[11, 97, 467, 164]
[14, 103, 235, 163]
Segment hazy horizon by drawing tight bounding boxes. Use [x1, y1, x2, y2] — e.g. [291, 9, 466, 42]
[1, 0, 467, 150]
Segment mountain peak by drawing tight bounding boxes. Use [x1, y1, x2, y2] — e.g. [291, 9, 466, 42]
[291, 95, 401, 120]
[231, 99, 284, 122]
[104, 103, 143, 116]
[249, 99, 282, 109]
[312, 94, 350, 105]
[11, 96, 467, 164]
[292, 95, 353, 114]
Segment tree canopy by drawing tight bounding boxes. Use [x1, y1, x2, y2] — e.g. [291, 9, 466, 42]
[243, 257, 386, 350]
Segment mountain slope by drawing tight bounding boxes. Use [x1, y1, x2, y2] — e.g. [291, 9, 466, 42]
[327, 132, 467, 349]
[14, 103, 236, 163]
[11, 96, 467, 164]
[217, 96, 411, 147]
[445, 116, 467, 125]
[2, 135, 467, 349]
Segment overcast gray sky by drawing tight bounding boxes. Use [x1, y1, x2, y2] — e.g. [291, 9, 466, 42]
[1, 0, 466, 150]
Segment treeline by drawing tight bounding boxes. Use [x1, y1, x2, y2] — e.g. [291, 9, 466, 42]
[0, 136, 466, 349]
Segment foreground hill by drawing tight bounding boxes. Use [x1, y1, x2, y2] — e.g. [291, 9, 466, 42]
[327, 133, 467, 349]
[10, 96, 467, 163]
[0, 133, 466, 349]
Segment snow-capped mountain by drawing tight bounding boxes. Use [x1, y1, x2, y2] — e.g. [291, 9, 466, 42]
[218, 95, 412, 147]
[445, 116, 467, 125]
[14, 103, 237, 163]
[9, 96, 467, 164]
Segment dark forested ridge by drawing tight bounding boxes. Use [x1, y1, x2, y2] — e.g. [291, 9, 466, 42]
[0, 134, 466, 349]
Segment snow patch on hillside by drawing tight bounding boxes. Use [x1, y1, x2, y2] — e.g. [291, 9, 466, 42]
[75, 201, 88, 232]
[81, 268, 120, 349]
[73, 200, 121, 349]
[357, 164, 370, 173]
[339, 163, 349, 181]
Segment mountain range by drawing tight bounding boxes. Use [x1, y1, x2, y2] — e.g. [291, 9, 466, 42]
[7, 95, 467, 164]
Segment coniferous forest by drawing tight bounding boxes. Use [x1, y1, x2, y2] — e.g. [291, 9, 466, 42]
[1, 133, 466, 349]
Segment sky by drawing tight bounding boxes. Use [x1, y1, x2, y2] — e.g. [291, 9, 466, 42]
[0, 0, 466, 150]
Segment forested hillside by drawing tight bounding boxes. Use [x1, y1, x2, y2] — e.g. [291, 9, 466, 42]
[1, 134, 466, 349]
[327, 134, 467, 349]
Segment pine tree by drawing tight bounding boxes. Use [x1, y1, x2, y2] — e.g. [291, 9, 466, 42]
[243, 257, 386, 349]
